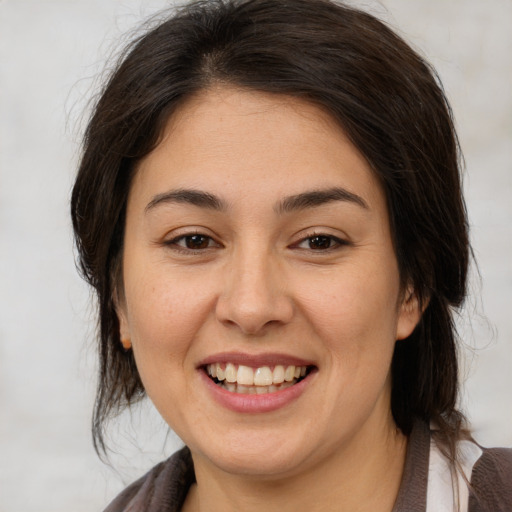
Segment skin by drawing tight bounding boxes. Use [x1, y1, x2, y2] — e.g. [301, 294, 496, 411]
[117, 86, 422, 512]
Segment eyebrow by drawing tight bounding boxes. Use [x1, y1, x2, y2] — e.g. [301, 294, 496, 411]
[275, 187, 368, 214]
[145, 186, 368, 214]
[145, 189, 227, 213]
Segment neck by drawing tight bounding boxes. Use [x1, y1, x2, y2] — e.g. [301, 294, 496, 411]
[183, 414, 407, 512]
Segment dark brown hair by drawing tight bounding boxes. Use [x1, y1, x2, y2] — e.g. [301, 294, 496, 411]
[71, 0, 469, 456]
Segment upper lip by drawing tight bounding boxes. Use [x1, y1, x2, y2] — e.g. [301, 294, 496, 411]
[197, 352, 316, 368]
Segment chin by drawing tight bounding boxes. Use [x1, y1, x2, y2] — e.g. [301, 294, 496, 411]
[190, 428, 318, 478]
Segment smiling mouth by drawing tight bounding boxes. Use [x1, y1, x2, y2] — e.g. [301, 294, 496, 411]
[204, 363, 313, 394]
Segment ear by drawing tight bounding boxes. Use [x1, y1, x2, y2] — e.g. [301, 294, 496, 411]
[117, 307, 131, 342]
[114, 288, 132, 349]
[396, 287, 424, 340]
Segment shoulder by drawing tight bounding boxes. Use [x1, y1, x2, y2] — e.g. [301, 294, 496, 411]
[103, 447, 195, 512]
[469, 445, 512, 512]
[398, 422, 512, 512]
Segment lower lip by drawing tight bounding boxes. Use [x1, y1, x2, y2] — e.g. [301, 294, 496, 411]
[199, 370, 313, 413]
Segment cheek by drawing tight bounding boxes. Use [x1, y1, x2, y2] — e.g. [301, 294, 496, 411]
[290, 268, 400, 433]
[292, 262, 401, 408]
[295, 266, 400, 347]
[123, 266, 214, 371]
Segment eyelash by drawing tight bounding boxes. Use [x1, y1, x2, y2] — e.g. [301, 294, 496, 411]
[164, 232, 221, 253]
[164, 231, 348, 254]
[292, 232, 348, 252]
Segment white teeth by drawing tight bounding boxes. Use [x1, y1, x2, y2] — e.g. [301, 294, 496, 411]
[237, 365, 254, 385]
[272, 365, 285, 384]
[284, 365, 296, 382]
[215, 379, 299, 394]
[206, 363, 309, 390]
[225, 363, 237, 383]
[254, 366, 273, 386]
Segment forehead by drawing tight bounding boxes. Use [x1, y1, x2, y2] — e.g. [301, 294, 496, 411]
[131, 86, 384, 213]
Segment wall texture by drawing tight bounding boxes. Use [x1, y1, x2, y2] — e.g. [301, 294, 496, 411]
[0, 1, 510, 510]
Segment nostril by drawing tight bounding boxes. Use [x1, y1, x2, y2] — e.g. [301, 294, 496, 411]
[214, 274, 294, 334]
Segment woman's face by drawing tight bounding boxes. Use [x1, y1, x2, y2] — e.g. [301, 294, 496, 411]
[117, 87, 420, 478]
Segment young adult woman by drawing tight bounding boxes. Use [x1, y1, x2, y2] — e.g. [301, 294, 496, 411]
[71, 1, 512, 510]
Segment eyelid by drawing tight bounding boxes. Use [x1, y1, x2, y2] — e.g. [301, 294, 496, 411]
[162, 228, 223, 253]
[172, 234, 219, 247]
[291, 231, 350, 251]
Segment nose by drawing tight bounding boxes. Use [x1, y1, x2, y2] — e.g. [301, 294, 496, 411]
[215, 248, 294, 335]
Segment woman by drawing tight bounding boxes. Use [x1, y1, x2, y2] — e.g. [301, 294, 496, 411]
[71, 0, 512, 510]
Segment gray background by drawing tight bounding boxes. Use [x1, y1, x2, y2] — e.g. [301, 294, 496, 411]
[0, 0, 511, 510]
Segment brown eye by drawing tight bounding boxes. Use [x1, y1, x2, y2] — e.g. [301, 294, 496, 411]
[166, 233, 219, 252]
[184, 234, 211, 249]
[308, 235, 335, 250]
[294, 233, 347, 252]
